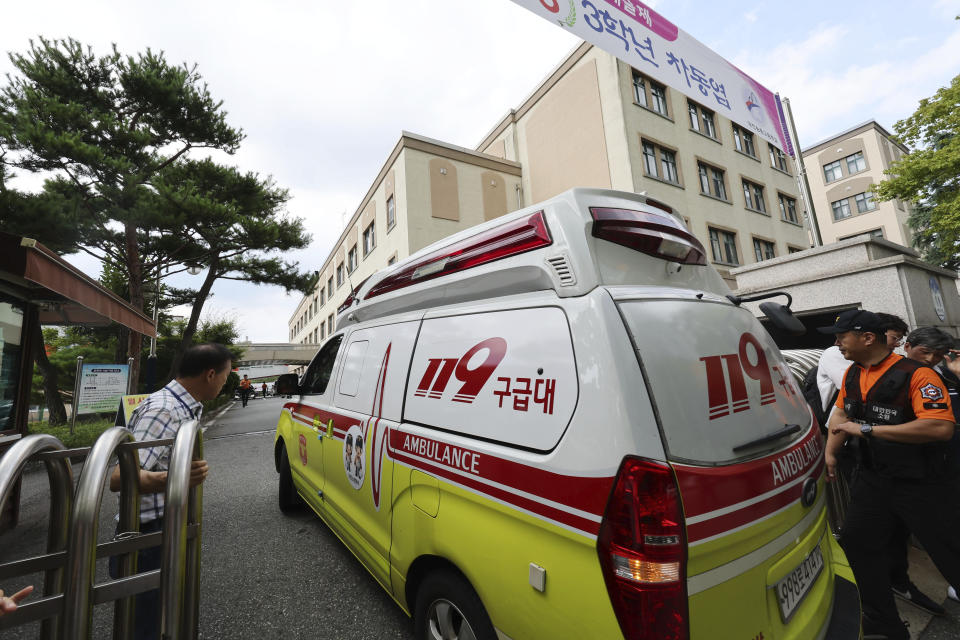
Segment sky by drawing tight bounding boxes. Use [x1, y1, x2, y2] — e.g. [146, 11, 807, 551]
[3, 0, 959, 342]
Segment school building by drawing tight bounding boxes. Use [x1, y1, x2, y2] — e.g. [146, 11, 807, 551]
[802, 120, 913, 247]
[288, 42, 814, 348]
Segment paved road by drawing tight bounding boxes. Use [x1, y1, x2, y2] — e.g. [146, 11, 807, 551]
[3, 396, 960, 638]
[1, 397, 412, 639]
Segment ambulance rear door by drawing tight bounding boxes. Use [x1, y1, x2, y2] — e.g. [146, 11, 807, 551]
[614, 288, 835, 640]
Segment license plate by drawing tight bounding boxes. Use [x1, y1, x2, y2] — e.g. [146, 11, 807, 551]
[774, 542, 824, 622]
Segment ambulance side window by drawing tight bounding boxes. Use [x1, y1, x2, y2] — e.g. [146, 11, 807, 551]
[302, 335, 343, 395]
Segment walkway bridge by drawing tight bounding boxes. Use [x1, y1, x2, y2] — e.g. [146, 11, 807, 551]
[234, 343, 319, 366]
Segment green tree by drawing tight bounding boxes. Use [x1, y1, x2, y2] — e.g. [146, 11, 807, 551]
[0, 37, 244, 384]
[876, 74, 960, 268]
[150, 158, 312, 379]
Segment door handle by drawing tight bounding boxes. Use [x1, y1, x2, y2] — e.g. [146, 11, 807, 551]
[326, 419, 334, 438]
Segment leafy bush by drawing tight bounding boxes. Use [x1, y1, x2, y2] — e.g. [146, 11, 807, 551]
[29, 417, 115, 449]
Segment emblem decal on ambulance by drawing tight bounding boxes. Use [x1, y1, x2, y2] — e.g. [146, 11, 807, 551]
[701, 332, 776, 420]
[920, 383, 944, 402]
[414, 337, 507, 404]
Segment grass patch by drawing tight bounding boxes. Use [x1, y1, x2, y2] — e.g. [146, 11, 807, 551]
[29, 417, 116, 449]
[28, 393, 233, 449]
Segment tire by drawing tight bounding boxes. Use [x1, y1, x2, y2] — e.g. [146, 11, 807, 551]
[278, 444, 303, 513]
[414, 570, 496, 640]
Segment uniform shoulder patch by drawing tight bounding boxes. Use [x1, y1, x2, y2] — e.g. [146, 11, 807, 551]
[920, 382, 945, 401]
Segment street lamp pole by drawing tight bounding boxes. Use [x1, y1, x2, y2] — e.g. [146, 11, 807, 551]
[145, 268, 161, 393]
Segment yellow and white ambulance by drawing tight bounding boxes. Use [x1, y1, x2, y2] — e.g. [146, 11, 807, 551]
[274, 188, 860, 640]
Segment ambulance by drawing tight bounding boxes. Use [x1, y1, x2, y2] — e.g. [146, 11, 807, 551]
[273, 188, 860, 640]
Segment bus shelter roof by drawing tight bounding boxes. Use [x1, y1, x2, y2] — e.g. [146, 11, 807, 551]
[0, 232, 156, 337]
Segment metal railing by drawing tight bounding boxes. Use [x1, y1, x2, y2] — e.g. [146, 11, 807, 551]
[0, 420, 203, 640]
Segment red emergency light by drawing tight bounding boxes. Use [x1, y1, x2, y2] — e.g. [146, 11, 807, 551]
[590, 206, 706, 266]
[364, 211, 553, 300]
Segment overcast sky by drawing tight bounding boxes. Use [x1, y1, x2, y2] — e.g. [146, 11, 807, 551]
[3, 0, 959, 342]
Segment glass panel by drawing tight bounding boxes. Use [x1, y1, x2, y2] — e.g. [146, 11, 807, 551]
[702, 111, 716, 138]
[712, 169, 726, 200]
[642, 142, 658, 177]
[698, 163, 710, 193]
[688, 104, 700, 131]
[661, 149, 678, 183]
[0, 299, 26, 432]
[633, 73, 647, 107]
[651, 84, 667, 115]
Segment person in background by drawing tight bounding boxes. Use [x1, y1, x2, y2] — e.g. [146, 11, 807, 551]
[823, 310, 960, 639]
[238, 374, 252, 407]
[262, 382, 268, 398]
[903, 326, 960, 605]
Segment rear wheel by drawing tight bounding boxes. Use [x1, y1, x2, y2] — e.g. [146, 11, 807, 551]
[278, 444, 302, 513]
[414, 570, 496, 640]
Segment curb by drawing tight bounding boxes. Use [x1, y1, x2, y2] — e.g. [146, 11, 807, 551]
[203, 401, 236, 428]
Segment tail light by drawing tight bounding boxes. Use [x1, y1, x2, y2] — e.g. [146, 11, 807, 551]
[597, 457, 688, 640]
[590, 206, 706, 265]
[364, 211, 552, 299]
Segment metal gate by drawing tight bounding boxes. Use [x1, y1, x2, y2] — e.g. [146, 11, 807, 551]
[0, 420, 203, 640]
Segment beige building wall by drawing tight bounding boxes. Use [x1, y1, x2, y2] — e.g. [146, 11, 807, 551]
[289, 133, 521, 349]
[477, 44, 810, 283]
[802, 121, 912, 247]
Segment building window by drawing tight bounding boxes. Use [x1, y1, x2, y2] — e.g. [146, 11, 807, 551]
[347, 246, 358, 273]
[697, 161, 727, 200]
[709, 228, 739, 265]
[823, 159, 842, 183]
[387, 254, 397, 266]
[632, 70, 668, 116]
[650, 82, 668, 116]
[831, 198, 852, 221]
[327, 314, 334, 334]
[386, 195, 396, 230]
[778, 194, 799, 223]
[732, 125, 756, 157]
[742, 179, 767, 213]
[363, 221, 376, 256]
[788, 246, 804, 254]
[845, 151, 866, 175]
[753, 238, 776, 262]
[632, 71, 647, 108]
[336, 263, 344, 287]
[688, 102, 716, 139]
[854, 191, 877, 213]
[320, 289, 325, 306]
[769, 144, 788, 172]
[641, 141, 680, 185]
[327, 276, 334, 298]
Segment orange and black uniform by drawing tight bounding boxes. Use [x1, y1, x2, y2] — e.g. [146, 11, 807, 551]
[837, 352, 960, 633]
[239, 378, 252, 407]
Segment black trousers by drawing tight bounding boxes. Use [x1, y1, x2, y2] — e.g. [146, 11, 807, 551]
[842, 469, 960, 629]
[109, 518, 164, 640]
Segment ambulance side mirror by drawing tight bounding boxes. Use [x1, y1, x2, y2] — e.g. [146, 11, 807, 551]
[275, 373, 301, 396]
[759, 301, 806, 336]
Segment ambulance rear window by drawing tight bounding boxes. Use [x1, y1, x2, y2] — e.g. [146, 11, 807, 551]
[617, 299, 811, 465]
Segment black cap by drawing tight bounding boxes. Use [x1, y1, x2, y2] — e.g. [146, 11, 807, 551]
[817, 309, 884, 334]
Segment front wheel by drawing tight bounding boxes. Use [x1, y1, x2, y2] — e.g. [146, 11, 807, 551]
[278, 444, 303, 513]
[414, 570, 496, 640]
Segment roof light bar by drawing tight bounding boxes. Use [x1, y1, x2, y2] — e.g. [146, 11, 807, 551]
[590, 206, 706, 266]
[364, 211, 552, 300]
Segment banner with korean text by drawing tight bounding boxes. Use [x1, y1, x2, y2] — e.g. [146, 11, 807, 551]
[510, 0, 794, 155]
